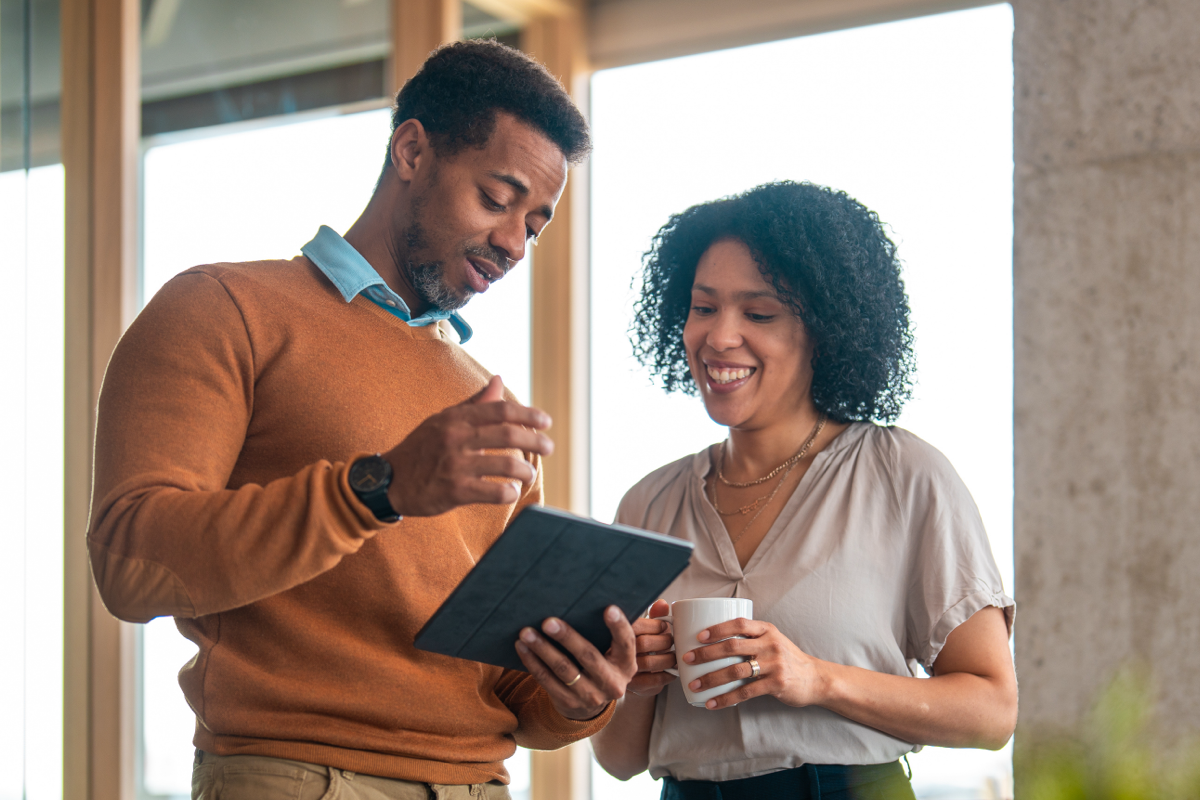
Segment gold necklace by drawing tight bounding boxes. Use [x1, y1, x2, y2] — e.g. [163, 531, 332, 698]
[710, 414, 828, 546]
[717, 414, 826, 488]
[710, 450, 795, 516]
[711, 465, 779, 517]
[729, 457, 803, 544]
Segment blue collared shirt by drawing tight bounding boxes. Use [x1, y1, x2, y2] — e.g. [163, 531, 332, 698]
[301, 225, 473, 344]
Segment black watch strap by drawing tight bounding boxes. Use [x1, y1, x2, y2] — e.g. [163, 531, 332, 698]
[348, 454, 401, 523]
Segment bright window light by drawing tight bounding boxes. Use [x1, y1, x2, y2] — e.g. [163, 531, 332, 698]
[139, 107, 531, 798]
[0, 164, 66, 800]
[589, 5, 1014, 799]
[142, 109, 531, 402]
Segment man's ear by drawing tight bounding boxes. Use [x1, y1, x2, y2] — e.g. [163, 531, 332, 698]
[390, 118, 429, 185]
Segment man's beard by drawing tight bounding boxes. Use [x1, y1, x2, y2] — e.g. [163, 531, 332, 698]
[398, 203, 473, 312]
[410, 259, 472, 312]
[398, 205, 513, 313]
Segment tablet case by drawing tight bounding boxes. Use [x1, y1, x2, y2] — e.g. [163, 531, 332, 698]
[414, 505, 694, 672]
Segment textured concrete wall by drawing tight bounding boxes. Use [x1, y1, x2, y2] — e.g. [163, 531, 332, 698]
[1013, 0, 1200, 741]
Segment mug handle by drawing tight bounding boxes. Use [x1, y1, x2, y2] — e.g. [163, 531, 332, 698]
[650, 612, 680, 677]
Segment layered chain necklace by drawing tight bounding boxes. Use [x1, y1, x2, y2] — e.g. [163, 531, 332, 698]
[711, 413, 826, 544]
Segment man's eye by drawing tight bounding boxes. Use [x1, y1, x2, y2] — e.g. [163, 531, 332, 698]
[482, 193, 505, 211]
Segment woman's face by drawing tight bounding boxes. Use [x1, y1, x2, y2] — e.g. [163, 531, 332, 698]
[683, 238, 815, 430]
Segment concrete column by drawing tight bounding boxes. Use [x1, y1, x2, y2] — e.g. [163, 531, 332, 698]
[1013, 0, 1200, 744]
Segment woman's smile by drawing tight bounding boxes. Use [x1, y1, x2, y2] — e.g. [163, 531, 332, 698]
[704, 362, 757, 391]
[684, 238, 813, 429]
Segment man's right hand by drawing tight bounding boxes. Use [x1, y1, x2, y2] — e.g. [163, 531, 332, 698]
[384, 375, 553, 516]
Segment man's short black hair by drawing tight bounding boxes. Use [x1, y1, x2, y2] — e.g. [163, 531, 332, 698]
[632, 181, 915, 424]
[386, 38, 590, 170]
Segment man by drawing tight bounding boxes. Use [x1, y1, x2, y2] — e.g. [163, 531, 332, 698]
[89, 40, 636, 800]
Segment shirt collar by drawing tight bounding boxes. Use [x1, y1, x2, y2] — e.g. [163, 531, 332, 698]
[301, 225, 473, 343]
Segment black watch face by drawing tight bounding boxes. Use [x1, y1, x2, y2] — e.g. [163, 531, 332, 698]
[351, 457, 389, 492]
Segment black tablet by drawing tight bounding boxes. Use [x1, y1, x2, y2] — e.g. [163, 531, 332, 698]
[414, 505, 694, 672]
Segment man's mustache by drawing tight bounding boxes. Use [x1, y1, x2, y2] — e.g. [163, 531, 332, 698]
[463, 245, 514, 281]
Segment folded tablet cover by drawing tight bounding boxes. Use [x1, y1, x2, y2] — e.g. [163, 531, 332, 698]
[414, 505, 694, 672]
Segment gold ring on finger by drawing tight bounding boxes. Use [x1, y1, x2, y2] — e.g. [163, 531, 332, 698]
[564, 673, 582, 687]
[748, 659, 761, 679]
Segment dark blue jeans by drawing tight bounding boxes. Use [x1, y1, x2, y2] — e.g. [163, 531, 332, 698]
[660, 761, 915, 800]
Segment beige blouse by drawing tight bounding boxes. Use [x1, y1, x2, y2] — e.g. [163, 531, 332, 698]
[615, 423, 1014, 782]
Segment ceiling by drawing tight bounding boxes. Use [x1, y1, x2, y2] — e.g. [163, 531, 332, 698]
[1, 0, 517, 109]
[4, 0, 986, 108]
[2, 0, 983, 170]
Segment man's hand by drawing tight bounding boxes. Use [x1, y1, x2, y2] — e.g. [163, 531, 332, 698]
[514, 606, 638, 721]
[384, 376, 553, 517]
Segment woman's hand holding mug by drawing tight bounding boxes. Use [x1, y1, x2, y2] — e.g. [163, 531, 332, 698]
[683, 618, 826, 710]
[626, 597, 763, 706]
[629, 599, 677, 697]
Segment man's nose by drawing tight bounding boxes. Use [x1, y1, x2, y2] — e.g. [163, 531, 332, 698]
[490, 216, 527, 265]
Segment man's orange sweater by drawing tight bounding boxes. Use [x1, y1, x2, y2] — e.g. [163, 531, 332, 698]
[87, 256, 610, 784]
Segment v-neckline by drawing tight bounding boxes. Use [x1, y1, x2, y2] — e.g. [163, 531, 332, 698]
[696, 443, 826, 577]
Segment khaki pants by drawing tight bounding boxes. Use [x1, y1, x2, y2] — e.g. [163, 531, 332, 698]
[192, 751, 513, 800]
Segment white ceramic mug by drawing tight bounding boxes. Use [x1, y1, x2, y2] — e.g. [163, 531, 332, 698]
[661, 597, 753, 707]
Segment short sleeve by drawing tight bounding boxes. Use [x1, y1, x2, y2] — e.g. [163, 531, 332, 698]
[890, 432, 1015, 673]
[614, 451, 705, 528]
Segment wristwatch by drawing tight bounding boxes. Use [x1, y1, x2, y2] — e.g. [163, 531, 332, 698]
[348, 454, 401, 523]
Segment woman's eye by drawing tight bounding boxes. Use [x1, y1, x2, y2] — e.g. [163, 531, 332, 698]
[690, 305, 715, 316]
[747, 313, 775, 322]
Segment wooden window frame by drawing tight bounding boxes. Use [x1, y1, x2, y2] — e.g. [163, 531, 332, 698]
[62, 0, 140, 798]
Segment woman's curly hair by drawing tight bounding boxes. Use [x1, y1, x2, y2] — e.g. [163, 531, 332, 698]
[631, 181, 915, 423]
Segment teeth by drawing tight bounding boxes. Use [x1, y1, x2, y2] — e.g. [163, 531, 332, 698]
[707, 366, 753, 384]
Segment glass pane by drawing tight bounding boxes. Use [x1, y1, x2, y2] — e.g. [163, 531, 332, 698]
[1, 0, 61, 171]
[140, 617, 200, 797]
[139, 106, 533, 796]
[1, 1, 64, 799]
[0, 168, 31, 800]
[456, 255, 532, 404]
[142, 108, 393, 299]
[141, 0, 389, 137]
[139, 108, 388, 799]
[0, 151, 66, 800]
[20, 169, 66, 800]
[136, 1, 539, 785]
[590, 6, 1014, 799]
[508, 747, 531, 800]
[463, 0, 520, 46]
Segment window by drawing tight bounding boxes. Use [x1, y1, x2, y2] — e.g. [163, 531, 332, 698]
[0, 162, 66, 800]
[0, 0, 64, 797]
[134, 4, 530, 792]
[589, 6, 1014, 798]
[138, 105, 532, 798]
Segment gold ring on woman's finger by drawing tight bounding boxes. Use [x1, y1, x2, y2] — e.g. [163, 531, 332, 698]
[748, 659, 761, 679]
[564, 673, 582, 687]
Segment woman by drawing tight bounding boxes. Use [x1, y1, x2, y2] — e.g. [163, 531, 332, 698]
[591, 182, 1017, 799]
